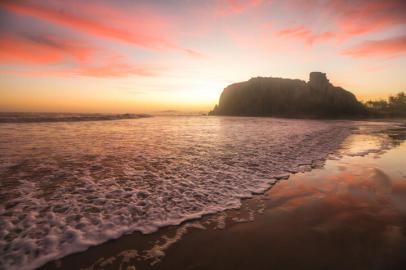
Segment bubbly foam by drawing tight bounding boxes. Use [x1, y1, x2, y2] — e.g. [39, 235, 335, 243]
[0, 116, 397, 270]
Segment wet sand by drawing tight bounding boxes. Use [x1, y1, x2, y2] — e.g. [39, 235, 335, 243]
[42, 125, 406, 270]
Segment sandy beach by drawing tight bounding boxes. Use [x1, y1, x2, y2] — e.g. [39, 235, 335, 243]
[37, 123, 406, 270]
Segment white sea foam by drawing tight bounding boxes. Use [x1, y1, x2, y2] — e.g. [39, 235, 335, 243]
[0, 116, 399, 270]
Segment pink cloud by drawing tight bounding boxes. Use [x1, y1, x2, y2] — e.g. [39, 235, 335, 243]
[331, 0, 406, 37]
[76, 57, 160, 78]
[1, 64, 158, 78]
[0, 0, 201, 56]
[278, 26, 336, 46]
[342, 35, 406, 58]
[0, 34, 93, 64]
[273, 0, 406, 46]
[216, 0, 263, 15]
[0, 33, 160, 77]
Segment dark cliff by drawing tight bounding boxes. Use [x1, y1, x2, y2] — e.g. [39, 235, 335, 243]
[209, 72, 366, 118]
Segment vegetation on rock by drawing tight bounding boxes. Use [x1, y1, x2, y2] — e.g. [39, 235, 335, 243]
[365, 92, 406, 118]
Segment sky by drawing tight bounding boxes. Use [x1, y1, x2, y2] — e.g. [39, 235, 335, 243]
[0, 0, 405, 113]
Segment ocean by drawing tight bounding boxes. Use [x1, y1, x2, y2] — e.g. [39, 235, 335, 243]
[0, 114, 401, 270]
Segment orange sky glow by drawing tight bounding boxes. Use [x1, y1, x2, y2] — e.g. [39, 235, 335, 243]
[0, 0, 405, 113]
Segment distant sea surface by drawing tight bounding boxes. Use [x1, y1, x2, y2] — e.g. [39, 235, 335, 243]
[0, 114, 402, 270]
[0, 112, 149, 123]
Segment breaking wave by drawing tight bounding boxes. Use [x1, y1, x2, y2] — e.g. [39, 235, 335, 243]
[0, 116, 398, 270]
[0, 113, 150, 123]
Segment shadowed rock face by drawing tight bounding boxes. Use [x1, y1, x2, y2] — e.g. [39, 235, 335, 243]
[209, 72, 367, 118]
[308, 72, 329, 90]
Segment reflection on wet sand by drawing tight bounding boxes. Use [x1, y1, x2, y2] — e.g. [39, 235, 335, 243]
[42, 125, 406, 270]
[255, 152, 406, 270]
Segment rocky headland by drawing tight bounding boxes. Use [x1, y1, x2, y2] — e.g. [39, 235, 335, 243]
[209, 72, 367, 118]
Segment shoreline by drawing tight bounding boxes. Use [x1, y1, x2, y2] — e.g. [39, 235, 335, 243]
[2, 118, 363, 270]
[208, 114, 406, 122]
[40, 122, 406, 270]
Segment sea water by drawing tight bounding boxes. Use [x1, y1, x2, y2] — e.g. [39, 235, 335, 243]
[0, 115, 397, 270]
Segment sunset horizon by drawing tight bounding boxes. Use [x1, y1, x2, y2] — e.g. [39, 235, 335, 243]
[1, 2, 406, 270]
[1, 0, 405, 113]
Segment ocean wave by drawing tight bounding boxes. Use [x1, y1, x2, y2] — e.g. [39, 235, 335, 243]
[0, 113, 150, 123]
[0, 117, 399, 270]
